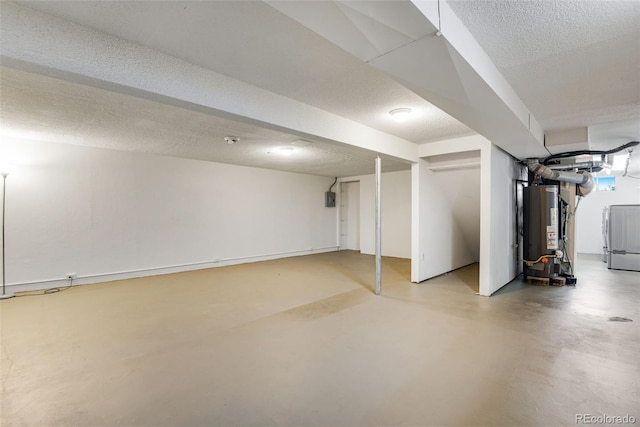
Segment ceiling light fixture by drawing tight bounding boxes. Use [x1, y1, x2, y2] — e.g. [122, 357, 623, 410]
[389, 108, 413, 123]
[280, 147, 295, 156]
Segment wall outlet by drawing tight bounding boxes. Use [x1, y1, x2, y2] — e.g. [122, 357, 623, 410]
[67, 273, 77, 280]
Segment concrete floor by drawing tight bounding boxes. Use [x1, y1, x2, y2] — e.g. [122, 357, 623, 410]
[1, 251, 638, 426]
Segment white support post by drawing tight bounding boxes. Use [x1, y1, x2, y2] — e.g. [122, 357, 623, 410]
[375, 155, 382, 295]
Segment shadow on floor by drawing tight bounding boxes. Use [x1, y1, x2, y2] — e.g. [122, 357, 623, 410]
[321, 251, 411, 294]
[491, 276, 531, 296]
[384, 256, 412, 281]
[450, 263, 479, 293]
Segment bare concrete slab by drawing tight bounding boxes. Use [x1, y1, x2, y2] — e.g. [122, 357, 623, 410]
[1, 252, 638, 426]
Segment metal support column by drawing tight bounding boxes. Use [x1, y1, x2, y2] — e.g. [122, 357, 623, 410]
[1, 174, 5, 295]
[375, 155, 382, 295]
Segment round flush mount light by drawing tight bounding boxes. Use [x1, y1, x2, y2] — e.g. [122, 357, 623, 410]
[224, 136, 240, 145]
[389, 108, 413, 123]
[280, 146, 295, 156]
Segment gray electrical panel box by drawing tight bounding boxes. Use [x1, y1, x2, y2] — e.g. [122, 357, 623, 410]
[325, 191, 336, 207]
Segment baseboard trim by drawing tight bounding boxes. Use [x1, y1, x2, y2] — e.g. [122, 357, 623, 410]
[6, 246, 340, 293]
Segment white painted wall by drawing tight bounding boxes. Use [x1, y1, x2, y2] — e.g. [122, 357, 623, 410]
[0, 139, 338, 291]
[411, 161, 477, 281]
[480, 144, 526, 296]
[575, 174, 640, 254]
[342, 170, 412, 259]
[428, 167, 481, 261]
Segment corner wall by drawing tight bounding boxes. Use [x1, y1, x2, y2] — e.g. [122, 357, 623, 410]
[0, 139, 338, 292]
[342, 170, 412, 259]
[414, 135, 524, 296]
[480, 143, 525, 295]
[411, 160, 477, 280]
[427, 167, 481, 261]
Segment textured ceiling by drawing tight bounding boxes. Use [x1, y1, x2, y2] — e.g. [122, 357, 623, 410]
[0, 67, 410, 177]
[17, 0, 473, 144]
[447, 0, 640, 134]
[266, 0, 435, 62]
[3, 0, 638, 174]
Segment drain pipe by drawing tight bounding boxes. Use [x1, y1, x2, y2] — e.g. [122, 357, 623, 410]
[527, 160, 594, 196]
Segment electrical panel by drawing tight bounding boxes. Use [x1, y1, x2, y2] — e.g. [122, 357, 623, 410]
[325, 191, 336, 207]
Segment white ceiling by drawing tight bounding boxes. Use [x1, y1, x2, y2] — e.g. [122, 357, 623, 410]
[447, 0, 640, 138]
[0, 66, 410, 177]
[1, 0, 639, 176]
[14, 0, 473, 144]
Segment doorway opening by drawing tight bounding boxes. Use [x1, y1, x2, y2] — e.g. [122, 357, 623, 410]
[340, 181, 360, 251]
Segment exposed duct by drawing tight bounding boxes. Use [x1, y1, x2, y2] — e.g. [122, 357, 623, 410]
[541, 141, 639, 165]
[528, 141, 639, 197]
[527, 160, 594, 196]
[545, 160, 610, 171]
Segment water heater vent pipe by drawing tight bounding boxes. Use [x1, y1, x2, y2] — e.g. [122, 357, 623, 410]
[527, 160, 594, 196]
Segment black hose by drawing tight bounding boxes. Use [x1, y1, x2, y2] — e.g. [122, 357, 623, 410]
[328, 177, 337, 192]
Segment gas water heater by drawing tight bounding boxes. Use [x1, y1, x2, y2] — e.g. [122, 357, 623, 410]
[523, 185, 559, 278]
[522, 140, 638, 285]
